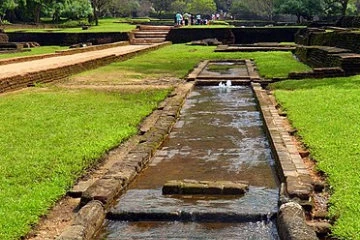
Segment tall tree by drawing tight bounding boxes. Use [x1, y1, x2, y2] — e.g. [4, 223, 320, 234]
[275, 0, 323, 23]
[214, 0, 232, 12]
[0, 0, 18, 23]
[90, 0, 110, 25]
[188, 0, 216, 15]
[150, 0, 172, 15]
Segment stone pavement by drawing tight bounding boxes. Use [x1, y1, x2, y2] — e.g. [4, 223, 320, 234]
[0, 42, 170, 93]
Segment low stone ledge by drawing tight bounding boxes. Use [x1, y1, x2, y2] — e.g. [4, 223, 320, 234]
[57, 200, 105, 240]
[277, 202, 318, 240]
[162, 180, 249, 195]
[81, 178, 123, 206]
[252, 83, 314, 201]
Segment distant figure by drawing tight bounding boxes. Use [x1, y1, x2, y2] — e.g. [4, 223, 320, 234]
[196, 14, 201, 25]
[183, 13, 191, 26]
[175, 12, 183, 26]
[190, 14, 194, 25]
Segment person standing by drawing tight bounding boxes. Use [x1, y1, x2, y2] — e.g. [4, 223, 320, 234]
[175, 12, 183, 26]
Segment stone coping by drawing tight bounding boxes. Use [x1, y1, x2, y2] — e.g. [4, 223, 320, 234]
[252, 82, 313, 200]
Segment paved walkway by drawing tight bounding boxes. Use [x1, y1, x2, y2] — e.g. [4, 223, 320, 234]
[0, 42, 169, 93]
[0, 44, 163, 78]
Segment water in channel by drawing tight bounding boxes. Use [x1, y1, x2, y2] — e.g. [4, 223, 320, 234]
[98, 85, 280, 239]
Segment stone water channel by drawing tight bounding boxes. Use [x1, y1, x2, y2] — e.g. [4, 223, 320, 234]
[96, 62, 281, 239]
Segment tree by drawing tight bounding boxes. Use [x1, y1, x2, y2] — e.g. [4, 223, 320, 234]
[275, 0, 323, 23]
[188, 0, 216, 15]
[324, 0, 351, 15]
[171, 0, 188, 13]
[61, 0, 92, 20]
[90, 0, 110, 25]
[231, 0, 275, 20]
[150, 0, 172, 15]
[0, 0, 18, 23]
[214, 0, 232, 12]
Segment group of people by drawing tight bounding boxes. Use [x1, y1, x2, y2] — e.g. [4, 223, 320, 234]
[175, 12, 211, 26]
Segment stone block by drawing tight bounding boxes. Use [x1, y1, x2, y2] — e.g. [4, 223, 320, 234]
[162, 180, 248, 195]
[81, 178, 123, 206]
[277, 202, 318, 240]
[57, 201, 105, 240]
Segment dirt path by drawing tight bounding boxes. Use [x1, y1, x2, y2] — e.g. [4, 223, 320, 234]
[0, 44, 163, 79]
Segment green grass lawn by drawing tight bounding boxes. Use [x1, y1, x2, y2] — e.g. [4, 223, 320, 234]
[73, 44, 310, 82]
[4, 18, 136, 33]
[0, 46, 67, 59]
[270, 76, 360, 240]
[0, 87, 170, 240]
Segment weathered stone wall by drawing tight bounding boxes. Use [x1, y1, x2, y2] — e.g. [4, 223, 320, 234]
[167, 27, 300, 44]
[0, 33, 9, 43]
[295, 28, 360, 53]
[7, 32, 129, 46]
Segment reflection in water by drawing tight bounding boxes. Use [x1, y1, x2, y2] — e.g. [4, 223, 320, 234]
[99, 86, 280, 239]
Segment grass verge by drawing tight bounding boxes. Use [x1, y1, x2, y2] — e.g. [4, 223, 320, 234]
[0, 87, 170, 240]
[270, 76, 360, 240]
[4, 19, 136, 33]
[71, 44, 310, 84]
[0, 46, 67, 59]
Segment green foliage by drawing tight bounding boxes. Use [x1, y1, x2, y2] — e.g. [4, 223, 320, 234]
[0, 0, 18, 22]
[0, 87, 170, 240]
[271, 75, 360, 240]
[188, 0, 216, 15]
[61, 0, 92, 20]
[275, 0, 324, 22]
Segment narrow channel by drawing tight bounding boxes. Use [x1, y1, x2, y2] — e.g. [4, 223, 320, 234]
[97, 85, 280, 239]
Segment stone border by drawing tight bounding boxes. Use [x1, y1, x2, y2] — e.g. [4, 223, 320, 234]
[57, 83, 194, 240]
[252, 83, 313, 200]
[252, 82, 318, 239]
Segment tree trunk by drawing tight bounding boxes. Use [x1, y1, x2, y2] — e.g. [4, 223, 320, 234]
[341, 0, 349, 16]
[33, 3, 41, 23]
[91, 0, 99, 26]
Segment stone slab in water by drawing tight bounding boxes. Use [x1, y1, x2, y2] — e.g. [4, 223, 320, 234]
[162, 179, 249, 195]
[109, 187, 278, 221]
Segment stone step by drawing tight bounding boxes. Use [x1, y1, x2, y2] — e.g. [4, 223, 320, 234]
[134, 31, 170, 34]
[138, 25, 173, 31]
[134, 33, 168, 38]
[131, 38, 167, 44]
